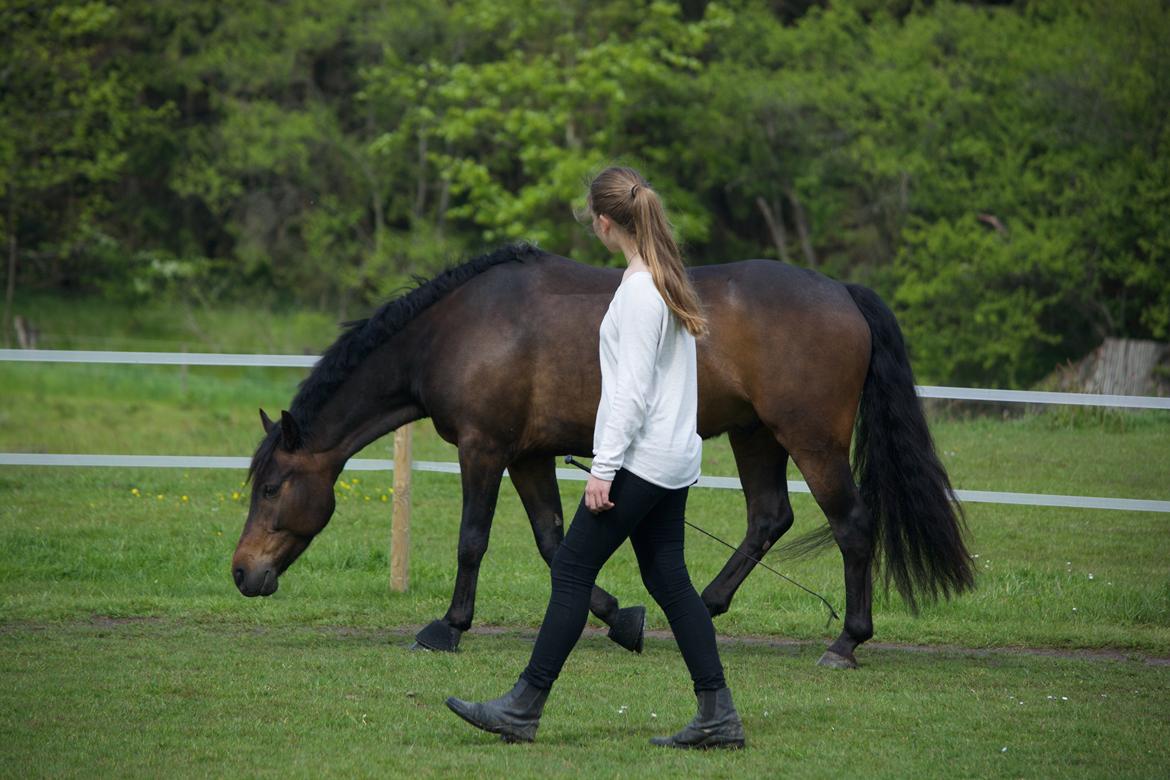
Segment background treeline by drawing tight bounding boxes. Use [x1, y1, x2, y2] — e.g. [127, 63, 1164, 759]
[2, 0, 1167, 386]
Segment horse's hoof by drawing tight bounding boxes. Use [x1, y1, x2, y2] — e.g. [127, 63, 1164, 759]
[414, 619, 463, 652]
[607, 605, 646, 653]
[817, 650, 858, 670]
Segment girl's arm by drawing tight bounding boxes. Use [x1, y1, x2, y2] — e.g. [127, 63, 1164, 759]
[590, 278, 665, 483]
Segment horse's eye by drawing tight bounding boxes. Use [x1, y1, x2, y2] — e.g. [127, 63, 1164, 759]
[263, 483, 280, 499]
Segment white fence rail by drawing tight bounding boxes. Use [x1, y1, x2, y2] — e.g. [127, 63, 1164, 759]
[2, 349, 1168, 513]
[2, 453, 1168, 514]
[4, 348, 1170, 409]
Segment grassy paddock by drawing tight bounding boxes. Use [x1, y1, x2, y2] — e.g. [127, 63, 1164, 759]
[2, 621, 1168, 778]
[2, 296, 1169, 775]
[0, 461, 1166, 652]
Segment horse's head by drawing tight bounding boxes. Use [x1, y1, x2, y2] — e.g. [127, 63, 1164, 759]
[231, 410, 336, 597]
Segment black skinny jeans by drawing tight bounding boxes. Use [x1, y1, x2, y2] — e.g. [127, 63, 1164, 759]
[521, 468, 727, 693]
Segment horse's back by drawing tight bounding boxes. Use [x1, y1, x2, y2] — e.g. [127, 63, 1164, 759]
[425, 251, 870, 453]
[507, 253, 871, 448]
[689, 260, 870, 444]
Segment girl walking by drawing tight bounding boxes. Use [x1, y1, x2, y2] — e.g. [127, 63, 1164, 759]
[446, 166, 745, 749]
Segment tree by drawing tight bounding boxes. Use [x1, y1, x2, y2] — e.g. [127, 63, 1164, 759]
[3, 0, 1165, 387]
[1, 0, 167, 337]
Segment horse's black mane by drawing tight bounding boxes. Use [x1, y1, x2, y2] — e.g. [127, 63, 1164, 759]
[248, 242, 542, 481]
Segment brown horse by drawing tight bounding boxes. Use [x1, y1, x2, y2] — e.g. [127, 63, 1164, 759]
[232, 243, 973, 668]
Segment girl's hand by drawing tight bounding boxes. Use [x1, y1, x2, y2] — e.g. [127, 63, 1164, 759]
[585, 475, 615, 514]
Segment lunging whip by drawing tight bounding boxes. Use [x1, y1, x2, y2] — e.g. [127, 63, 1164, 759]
[563, 455, 839, 626]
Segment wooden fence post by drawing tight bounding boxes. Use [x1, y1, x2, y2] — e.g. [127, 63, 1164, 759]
[390, 423, 412, 592]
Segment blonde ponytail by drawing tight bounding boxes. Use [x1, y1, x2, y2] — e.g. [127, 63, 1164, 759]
[585, 167, 708, 337]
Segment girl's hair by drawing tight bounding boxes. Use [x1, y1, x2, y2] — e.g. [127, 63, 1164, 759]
[583, 166, 708, 337]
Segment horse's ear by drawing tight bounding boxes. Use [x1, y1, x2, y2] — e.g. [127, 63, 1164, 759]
[279, 411, 303, 451]
[260, 409, 275, 434]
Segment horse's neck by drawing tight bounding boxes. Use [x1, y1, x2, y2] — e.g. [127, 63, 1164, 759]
[309, 400, 426, 470]
[306, 355, 425, 467]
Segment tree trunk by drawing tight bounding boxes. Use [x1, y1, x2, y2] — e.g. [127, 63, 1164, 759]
[1056, 338, 1169, 396]
[436, 177, 451, 234]
[755, 196, 790, 263]
[784, 184, 817, 269]
[372, 185, 384, 258]
[414, 131, 428, 219]
[4, 199, 16, 348]
[14, 315, 37, 349]
[1084, 338, 1167, 396]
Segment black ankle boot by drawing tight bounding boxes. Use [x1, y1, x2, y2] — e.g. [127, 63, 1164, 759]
[446, 678, 549, 743]
[650, 687, 746, 749]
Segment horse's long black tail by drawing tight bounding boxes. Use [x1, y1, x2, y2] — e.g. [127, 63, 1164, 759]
[846, 283, 975, 611]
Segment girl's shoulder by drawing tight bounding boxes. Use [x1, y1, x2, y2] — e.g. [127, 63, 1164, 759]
[619, 271, 662, 301]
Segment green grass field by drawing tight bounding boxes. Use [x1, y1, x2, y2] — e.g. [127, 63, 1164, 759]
[3, 621, 1167, 778]
[2, 295, 1169, 777]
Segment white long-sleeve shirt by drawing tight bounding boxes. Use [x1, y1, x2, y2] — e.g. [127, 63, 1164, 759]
[590, 271, 702, 489]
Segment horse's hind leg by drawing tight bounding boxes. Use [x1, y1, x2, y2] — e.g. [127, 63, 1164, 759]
[508, 454, 646, 653]
[700, 425, 795, 618]
[795, 448, 874, 669]
[414, 443, 507, 652]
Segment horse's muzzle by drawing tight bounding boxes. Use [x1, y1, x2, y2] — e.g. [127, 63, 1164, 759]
[234, 565, 278, 597]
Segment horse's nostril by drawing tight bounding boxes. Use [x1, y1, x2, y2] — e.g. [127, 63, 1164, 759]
[233, 567, 245, 588]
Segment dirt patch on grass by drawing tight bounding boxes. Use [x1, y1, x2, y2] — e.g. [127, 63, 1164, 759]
[461, 624, 1170, 666]
[87, 614, 168, 628]
[3, 618, 1167, 665]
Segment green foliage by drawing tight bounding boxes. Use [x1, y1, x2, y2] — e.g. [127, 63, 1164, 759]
[3, 0, 1167, 384]
[0, 0, 172, 284]
[879, 0, 1170, 383]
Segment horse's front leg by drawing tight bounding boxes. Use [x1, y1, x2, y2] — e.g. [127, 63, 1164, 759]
[508, 454, 646, 653]
[413, 443, 507, 652]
